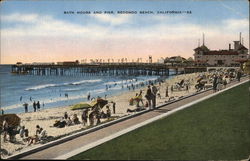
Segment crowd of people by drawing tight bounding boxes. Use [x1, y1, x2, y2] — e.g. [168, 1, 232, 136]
[52, 101, 116, 129]
[126, 68, 245, 113]
[2, 117, 47, 146]
[23, 100, 44, 113]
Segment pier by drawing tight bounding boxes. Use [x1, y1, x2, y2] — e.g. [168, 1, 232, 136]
[11, 63, 207, 76]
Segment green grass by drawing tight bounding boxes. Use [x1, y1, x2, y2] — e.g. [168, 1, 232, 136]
[69, 82, 250, 160]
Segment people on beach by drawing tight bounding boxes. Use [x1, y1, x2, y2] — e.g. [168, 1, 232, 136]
[33, 101, 37, 112]
[145, 85, 153, 109]
[19, 126, 28, 139]
[96, 111, 101, 125]
[237, 70, 242, 82]
[64, 112, 68, 120]
[89, 112, 95, 126]
[81, 109, 88, 126]
[87, 92, 91, 101]
[151, 83, 158, 109]
[171, 85, 174, 93]
[72, 114, 80, 125]
[1, 109, 4, 115]
[112, 102, 116, 114]
[23, 103, 28, 113]
[20, 96, 22, 102]
[37, 101, 40, 111]
[53, 118, 67, 128]
[66, 117, 73, 126]
[106, 105, 111, 118]
[3, 118, 9, 142]
[213, 74, 218, 93]
[165, 86, 169, 97]
[28, 125, 47, 145]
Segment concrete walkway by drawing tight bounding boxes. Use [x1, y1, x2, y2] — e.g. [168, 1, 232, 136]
[14, 77, 249, 160]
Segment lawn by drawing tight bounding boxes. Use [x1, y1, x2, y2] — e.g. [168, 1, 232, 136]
[69, 82, 250, 160]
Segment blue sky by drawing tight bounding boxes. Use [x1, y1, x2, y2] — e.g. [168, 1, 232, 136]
[1, 0, 249, 64]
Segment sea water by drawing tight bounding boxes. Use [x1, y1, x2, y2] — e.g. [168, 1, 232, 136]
[0, 65, 175, 114]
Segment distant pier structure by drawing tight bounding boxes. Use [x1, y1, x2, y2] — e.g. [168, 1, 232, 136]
[11, 63, 206, 76]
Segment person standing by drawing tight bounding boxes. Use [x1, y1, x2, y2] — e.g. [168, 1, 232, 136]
[165, 86, 169, 97]
[64, 112, 68, 120]
[87, 92, 91, 101]
[171, 85, 174, 94]
[112, 102, 116, 114]
[3, 118, 9, 142]
[236, 70, 242, 82]
[33, 101, 37, 112]
[151, 83, 158, 109]
[81, 110, 88, 126]
[23, 103, 28, 113]
[213, 74, 218, 93]
[145, 85, 153, 109]
[106, 106, 111, 118]
[37, 101, 40, 111]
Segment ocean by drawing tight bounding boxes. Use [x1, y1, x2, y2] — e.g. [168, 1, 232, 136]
[0, 65, 176, 114]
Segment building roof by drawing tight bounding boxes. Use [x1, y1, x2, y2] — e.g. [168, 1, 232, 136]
[194, 45, 210, 52]
[238, 45, 248, 50]
[203, 50, 239, 55]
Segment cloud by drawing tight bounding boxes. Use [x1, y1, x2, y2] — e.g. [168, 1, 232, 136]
[222, 18, 249, 32]
[1, 13, 39, 23]
[2, 13, 248, 40]
[90, 14, 132, 25]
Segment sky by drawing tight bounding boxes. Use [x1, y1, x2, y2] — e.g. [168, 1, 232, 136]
[0, 0, 249, 64]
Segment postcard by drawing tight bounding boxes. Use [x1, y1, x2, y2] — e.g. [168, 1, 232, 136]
[0, 0, 249, 160]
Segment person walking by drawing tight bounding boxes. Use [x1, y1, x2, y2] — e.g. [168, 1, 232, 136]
[151, 83, 158, 109]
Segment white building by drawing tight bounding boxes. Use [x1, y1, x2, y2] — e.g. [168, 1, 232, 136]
[194, 34, 248, 66]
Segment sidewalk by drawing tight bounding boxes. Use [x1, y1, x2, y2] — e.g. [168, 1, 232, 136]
[10, 77, 250, 159]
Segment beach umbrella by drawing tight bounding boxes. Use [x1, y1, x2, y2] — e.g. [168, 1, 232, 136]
[0, 114, 21, 129]
[70, 103, 92, 110]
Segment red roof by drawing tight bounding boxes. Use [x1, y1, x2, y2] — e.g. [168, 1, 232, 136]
[204, 50, 239, 55]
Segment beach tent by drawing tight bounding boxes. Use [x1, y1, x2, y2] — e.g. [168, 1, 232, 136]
[0, 114, 21, 129]
[70, 103, 92, 110]
[90, 98, 108, 109]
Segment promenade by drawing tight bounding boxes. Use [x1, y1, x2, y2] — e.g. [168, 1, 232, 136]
[9, 76, 249, 160]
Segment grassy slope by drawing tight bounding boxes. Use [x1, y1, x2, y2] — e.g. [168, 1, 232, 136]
[69, 82, 250, 160]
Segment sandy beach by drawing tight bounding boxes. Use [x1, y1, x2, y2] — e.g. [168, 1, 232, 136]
[0, 72, 207, 158]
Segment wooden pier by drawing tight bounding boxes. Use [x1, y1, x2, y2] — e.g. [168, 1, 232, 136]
[11, 63, 207, 76]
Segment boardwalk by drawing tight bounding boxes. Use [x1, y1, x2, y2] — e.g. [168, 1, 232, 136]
[8, 77, 249, 160]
